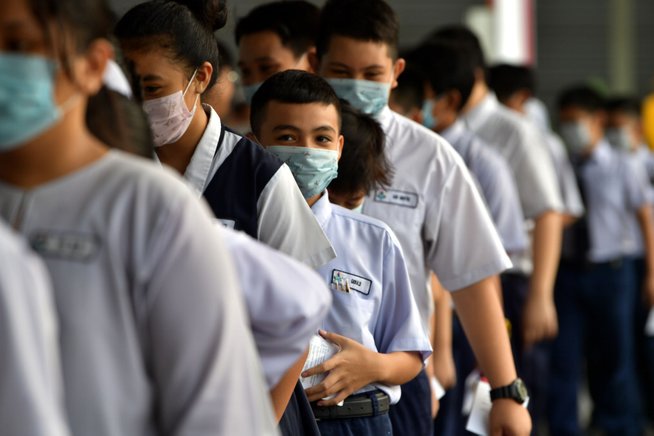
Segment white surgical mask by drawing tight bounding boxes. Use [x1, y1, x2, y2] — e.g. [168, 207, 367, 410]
[142, 70, 198, 148]
[560, 121, 592, 155]
[605, 127, 633, 152]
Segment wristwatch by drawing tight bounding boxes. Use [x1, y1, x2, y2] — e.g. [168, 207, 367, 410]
[489, 378, 529, 404]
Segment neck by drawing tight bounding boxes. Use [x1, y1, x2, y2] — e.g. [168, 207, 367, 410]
[0, 104, 107, 189]
[306, 192, 323, 207]
[462, 80, 488, 114]
[156, 103, 209, 175]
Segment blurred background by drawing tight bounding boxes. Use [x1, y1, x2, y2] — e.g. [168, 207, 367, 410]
[109, 0, 654, 115]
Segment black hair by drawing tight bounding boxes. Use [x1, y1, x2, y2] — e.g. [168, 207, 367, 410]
[390, 65, 426, 114]
[605, 96, 642, 118]
[328, 100, 393, 195]
[415, 41, 475, 112]
[317, 0, 400, 59]
[30, 0, 116, 77]
[216, 39, 235, 73]
[235, 1, 319, 59]
[114, 0, 227, 91]
[250, 70, 342, 137]
[488, 64, 535, 104]
[87, 88, 154, 159]
[428, 25, 487, 78]
[557, 85, 605, 113]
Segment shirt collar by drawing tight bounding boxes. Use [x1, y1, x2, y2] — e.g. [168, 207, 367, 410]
[183, 104, 222, 195]
[440, 119, 466, 145]
[376, 105, 394, 131]
[463, 92, 499, 132]
[311, 190, 333, 229]
[588, 139, 613, 164]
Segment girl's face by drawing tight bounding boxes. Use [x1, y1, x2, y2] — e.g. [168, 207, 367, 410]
[122, 46, 204, 111]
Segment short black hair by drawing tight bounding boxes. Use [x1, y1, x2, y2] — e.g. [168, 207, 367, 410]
[488, 64, 535, 104]
[317, 0, 400, 59]
[390, 65, 426, 114]
[328, 100, 393, 195]
[235, 1, 319, 59]
[416, 41, 475, 112]
[605, 96, 642, 118]
[557, 85, 605, 113]
[428, 25, 487, 79]
[115, 0, 227, 92]
[250, 70, 342, 137]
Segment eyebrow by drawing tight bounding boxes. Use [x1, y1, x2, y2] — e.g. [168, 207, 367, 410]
[272, 125, 301, 132]
[313, 126, 337, 134]
[141, 74, 164, 82]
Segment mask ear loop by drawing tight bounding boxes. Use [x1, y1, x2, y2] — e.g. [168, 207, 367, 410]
[182, 69, 200, 112]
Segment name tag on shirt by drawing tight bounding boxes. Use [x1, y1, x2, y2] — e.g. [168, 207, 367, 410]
[331, 270, 372, 295]
[217, 219, 236, 229]
[373, 189, 419, 208]
[30, 231, 100, 261]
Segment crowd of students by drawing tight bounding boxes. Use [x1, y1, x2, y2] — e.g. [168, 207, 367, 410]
[0, 0, 652, 435]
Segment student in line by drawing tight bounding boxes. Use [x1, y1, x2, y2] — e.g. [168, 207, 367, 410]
[0, 221, 70, 436]
[250, 69, 432, 436]
[552, 85, 654, 436]
[0, 0, 276, 434]
[488, 63, 584, 226]
[315, 1, 532, 434]
[235, 1, 319, 104]
[115, 0, 335, 268]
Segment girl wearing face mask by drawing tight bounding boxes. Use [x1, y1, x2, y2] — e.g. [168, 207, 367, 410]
[115, 0, 334, 270]
[0, 0, 277, 435]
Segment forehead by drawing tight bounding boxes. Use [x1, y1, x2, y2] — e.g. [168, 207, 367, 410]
[239, 31, 295, 61]
[323, 35, 393, 66]
[262, 101, 340, 129]
[0, 0, 45, 41]
[122, 45, 187, 78]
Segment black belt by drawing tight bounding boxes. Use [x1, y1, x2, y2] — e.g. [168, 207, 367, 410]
[311, 391, 390, 420]
[561, 257, 624, 271]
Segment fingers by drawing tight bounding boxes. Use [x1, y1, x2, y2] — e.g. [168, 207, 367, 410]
[305, 377, 348, 403]
[319, 329, 348, 347]
[301, 356, 338, 378]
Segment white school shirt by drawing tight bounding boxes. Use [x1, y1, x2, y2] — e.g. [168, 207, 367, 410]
[221, 227, 333, 388]
[0, 221, 70, 436]
[542, 130, 585, 219]
[363, 107, 512, 332]
[441, 120, 527, 254]
[0, 151, 277, 436]
[566, 141, 651, 262]
[313, 192, 432, 404]
[462, 93, 564, 273]
[179, 105, 335, 268]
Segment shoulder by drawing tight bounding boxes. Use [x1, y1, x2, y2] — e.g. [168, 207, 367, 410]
[330, 204, 402, 250]
[221, 130, 284, 174]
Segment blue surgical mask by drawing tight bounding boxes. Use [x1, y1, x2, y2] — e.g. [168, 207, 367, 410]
[560, 121, 592, 154]
[326, 78, 390, 117]
[267, 146, 339, 199]
[243, 82, 262, 105]
[0, 53, 68, 151]
[422, 99, 437, 130]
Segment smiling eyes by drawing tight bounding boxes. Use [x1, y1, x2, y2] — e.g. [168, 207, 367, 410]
[275, 133, 334, 145]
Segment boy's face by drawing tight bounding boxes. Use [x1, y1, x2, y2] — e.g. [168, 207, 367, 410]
[256, 101, 344, 155]
[428, 88, 459, 133]
[559, 106, 603, 152]
[606, 111, 642, 150]
[238, 31, 313, 86]
[318, 35, 405, 89]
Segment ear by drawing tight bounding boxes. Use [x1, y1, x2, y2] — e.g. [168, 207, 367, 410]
[195, 61, 214, 94]
[448, 90, 462, 112]
[337, 134, 344, 160]
[307, 47, 319, 74]
[390, 57, 406, 90]
[75, 38, 113, 95]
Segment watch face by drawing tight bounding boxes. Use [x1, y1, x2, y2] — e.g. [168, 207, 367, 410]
[514, 379, 529, 402]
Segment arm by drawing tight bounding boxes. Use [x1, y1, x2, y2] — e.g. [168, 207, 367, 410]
[270, 349, 309, 421]
[431, 276, 456, 390]
[636, 205, 654, 306]
[523, 210, 562, 347]
[302, 330, 422, 406]
[451, 276, 532, 436]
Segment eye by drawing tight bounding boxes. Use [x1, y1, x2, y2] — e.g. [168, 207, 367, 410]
[275, 134, 296, 142]
[143, 86, 161, 94]
[316, 135, 333, 144]
[364, 71, 384, 81]
[5, 38, 32, 53]
[330, 69, 350, 78]
[259, 64, 280, 75]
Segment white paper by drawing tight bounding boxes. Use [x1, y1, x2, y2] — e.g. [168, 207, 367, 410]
[646, 308, 654, 336]
[300, 334, 343, 405]
[431, 376, 446, 400]
[462, 369, 481, 415]
[466, 380, 492, 436]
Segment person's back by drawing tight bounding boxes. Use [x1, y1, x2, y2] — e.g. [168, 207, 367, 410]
[0, 221, 70, 436]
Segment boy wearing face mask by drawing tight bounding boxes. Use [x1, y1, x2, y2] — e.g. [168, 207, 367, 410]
[605, 96, 654, 429]
[250, 70, 432, 436]
[235, 1, 319, 104]
[551, 85, 654, 436]
[316, 1, 532, 435]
